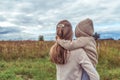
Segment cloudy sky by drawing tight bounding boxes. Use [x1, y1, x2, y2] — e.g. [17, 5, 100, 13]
[0, 0, 120, 40]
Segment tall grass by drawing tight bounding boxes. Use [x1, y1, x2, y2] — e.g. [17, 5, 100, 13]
[0, 40, 120, 80]
[0, 40, 54, 60]
[96, 40, 120, 80]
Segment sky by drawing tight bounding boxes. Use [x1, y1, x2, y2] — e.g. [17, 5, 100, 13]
[0, 0, 120, 40]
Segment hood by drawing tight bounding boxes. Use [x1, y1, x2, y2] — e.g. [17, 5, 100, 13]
[75, 18, 94, 37]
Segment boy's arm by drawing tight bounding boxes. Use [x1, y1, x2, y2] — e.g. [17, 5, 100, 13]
[57, 37, 89, 50]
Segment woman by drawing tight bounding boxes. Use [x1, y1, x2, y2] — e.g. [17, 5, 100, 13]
[56, 18, 100, 80]
[49, 20, 99, 80]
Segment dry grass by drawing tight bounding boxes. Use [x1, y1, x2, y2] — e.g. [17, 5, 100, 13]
[0, 40, 54, 60]
[96, 40, 120, 80]
[0, 40, 120, 80]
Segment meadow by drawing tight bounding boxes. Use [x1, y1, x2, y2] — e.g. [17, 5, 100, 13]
[0, 40, 120, 80]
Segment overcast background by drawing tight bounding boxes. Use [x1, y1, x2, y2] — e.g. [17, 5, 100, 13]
[0, 0, 120, 40]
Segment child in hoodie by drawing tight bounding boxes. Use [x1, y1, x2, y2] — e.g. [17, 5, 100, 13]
[57, 18, 99, 80]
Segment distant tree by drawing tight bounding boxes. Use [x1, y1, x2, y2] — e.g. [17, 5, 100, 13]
[39, 35, 44, 41]
[106, 38, 114, 40]
[93, 32, 100, 40]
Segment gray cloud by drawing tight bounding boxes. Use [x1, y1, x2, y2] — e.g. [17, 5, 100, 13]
[0, 16, 6, 22]
[0, 0, 120, 40]
[11, 15, 39, 26]
[0, 26, 22, 34]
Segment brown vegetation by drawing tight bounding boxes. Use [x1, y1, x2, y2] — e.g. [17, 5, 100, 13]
[0, 40, 54, 60]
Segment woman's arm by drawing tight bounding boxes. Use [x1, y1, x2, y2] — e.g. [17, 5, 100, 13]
[81, 61, 100, 80]
[57, 37, 89, 50]
[78, 50, 100, 80]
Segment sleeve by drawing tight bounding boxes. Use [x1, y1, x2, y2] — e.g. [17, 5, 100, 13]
[57, 37, 89, 50]
[81, 62, 100, 80]
[79, 53, 100, 80]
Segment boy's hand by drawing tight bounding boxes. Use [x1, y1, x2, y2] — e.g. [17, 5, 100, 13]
[56, 35, 60, 40]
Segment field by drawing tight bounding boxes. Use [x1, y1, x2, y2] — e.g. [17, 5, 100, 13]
[0, 40, 120, 80]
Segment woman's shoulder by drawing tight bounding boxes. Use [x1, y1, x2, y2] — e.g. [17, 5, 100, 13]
[70, 48, 85, 56]
[69, 48, 87, 63]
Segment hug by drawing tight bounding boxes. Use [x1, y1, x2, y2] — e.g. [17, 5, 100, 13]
[49, 18, 100, 80]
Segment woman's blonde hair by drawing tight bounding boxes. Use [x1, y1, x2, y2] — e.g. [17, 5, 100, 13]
[50, 20, 73, 64]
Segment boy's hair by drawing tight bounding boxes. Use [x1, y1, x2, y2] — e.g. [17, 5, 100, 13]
[50, 20, 73, 64]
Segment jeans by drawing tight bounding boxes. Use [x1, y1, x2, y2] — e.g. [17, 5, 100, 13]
[82, 69, 90, 80]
